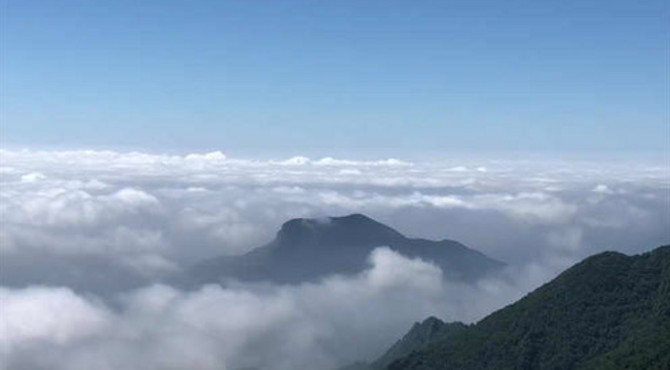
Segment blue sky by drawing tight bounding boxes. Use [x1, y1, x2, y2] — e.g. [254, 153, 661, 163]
[1, 0, 668, 158]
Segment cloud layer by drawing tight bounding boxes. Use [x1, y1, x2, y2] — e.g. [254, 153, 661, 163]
[2, 249, 450, 370]
[1, 149, 668, 369]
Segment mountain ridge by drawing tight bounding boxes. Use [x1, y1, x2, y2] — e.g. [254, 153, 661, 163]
[384, 245, 670, 370]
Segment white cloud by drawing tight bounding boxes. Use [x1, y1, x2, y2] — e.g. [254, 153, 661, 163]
[274, 156, 311, 165]
[0, 248, 574, 370]
[110, 188, 159, 205]
[338, 168, 362, 175]
[184, 151, 227, 162]
[20, 172, 46, 182]
[269, 156, 413, 167]
[0, 249, 455, 370]
[366, 248, 443, 291]
[449, 166, 468, 172]
[0, 287, 110, 353]
[314, 190, 576, 225]
[592, 184, 613, 194]
[272, 186, 306, 194]
[1, 148, 667, 271]
[0, 166, 17, 174]
[314, 157, 412, 167]
[0, 148, 668, 369]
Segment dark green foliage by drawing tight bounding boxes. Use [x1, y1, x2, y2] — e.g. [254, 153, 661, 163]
[388, 245, 670, 370]
[372, 318, 468, 369]
[335, 318, 468, 370]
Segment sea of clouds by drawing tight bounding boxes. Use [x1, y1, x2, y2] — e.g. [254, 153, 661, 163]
[1, 149, 668, 370]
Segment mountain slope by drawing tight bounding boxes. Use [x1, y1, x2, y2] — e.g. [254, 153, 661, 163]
[335, 317, 469, 370]
[371, 318, 468, 370]
[191, 214, 504, 284]
[387, 245, 670, 370]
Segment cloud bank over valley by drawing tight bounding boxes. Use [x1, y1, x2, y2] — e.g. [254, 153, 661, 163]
[1, 149, 668, 369]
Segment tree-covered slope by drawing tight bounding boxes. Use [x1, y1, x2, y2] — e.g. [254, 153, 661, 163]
[372, 318, 468, 369]
[335, 318, 468, 370]
[388, 245, 670, 370]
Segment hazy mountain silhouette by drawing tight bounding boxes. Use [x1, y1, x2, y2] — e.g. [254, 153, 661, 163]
[190, 214, 504, 284]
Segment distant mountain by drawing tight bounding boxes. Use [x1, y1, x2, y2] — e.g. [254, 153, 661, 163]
[190, 214, 504, 284]
[382, 245, 670, 370]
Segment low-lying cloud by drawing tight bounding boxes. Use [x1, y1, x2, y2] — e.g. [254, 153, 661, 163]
[2, 249, 462, 370]
[1, 149, 668, 369]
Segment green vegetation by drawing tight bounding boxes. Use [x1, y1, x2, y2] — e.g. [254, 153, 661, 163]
[387, 245, 670, 370]
[373, 318, 468, 369]
[336, 318, 468, 370]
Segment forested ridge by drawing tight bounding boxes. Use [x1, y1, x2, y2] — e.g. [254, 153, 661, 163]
[385, 245, 670, 370]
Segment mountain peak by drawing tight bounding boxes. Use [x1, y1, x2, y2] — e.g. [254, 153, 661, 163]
[372, 316, 467, 369]
[275, 213, 405, 247]
[333, 213, 375, 222]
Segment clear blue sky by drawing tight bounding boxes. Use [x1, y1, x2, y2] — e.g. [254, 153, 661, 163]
[1, 0, 668, 158]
